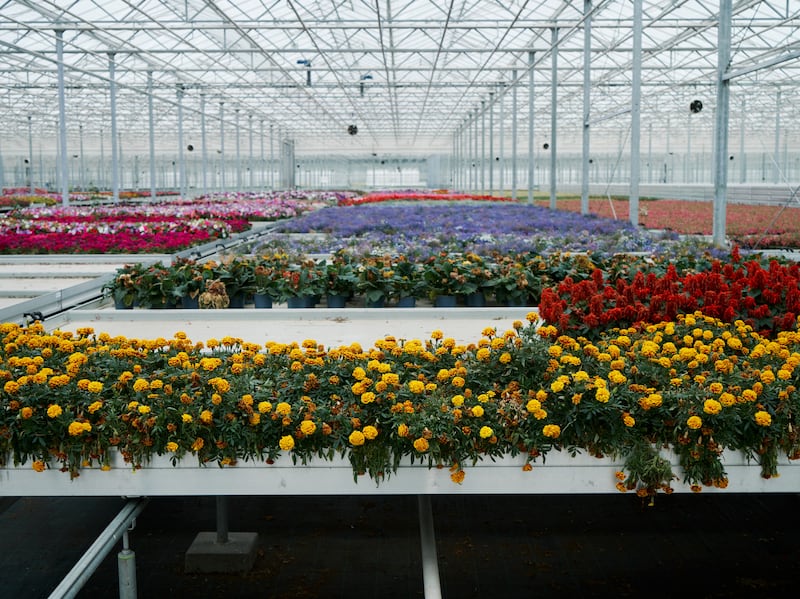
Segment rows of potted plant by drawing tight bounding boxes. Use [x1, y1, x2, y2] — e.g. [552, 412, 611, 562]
[103, 249, 585, 310]
[2, 310, 799, 497]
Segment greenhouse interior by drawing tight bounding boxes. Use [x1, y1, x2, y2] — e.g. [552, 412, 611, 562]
[1, 2, 800, 599]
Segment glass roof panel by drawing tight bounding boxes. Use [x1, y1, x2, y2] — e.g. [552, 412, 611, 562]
[0, 0, 796, 158]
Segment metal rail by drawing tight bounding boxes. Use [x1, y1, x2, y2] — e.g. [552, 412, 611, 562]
[47, 497, 150, 599]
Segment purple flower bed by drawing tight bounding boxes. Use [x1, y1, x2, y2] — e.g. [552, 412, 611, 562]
[264, 202, 685, 258]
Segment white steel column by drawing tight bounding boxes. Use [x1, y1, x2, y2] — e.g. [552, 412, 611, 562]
[248, 114, 254, 189]
[712, 0, 732, 248]
[147, 72, 156, 200]
[527, 52, 535, 204]
[56, 29, 70, 206]
[581, 0, 592, 215]
[473, 109, 479, 191]
[259, 120, 265, 189]
[27, 115, 33, 192]
[774, 89, 781, 184]
[177, 86, 186, 199]
[489, 92, 494, 195]
[499, 83, 505, 194]
[480, 101, 486, 193]
[739, 98, 746, 183]
[269, 123, 275, 190]
[201, 93, 208, 197]
[108, 52, 119, 204]
[550, 28, 558, 209]
[629, 0, 642, 227]
[235, 109, 241, 191]
[79, 124, 85, 191]
[511, 70, 518, 201]
[219, 102, 225, 191]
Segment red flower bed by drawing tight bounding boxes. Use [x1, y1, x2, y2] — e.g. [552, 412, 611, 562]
[540, 198, 800, 249]
[0, 230, 215, 254]
[339, 192, 513, 206]
[539, 251, 800, 338]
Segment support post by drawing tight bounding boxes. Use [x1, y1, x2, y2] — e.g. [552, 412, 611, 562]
[219, 102, 225, 191]
[499, 82, 505, 194]
[109, 52, 119, 204]
[177, 85, 186, 199]
[527, 51, 535, 204]
[581, 0, 592, 215]
[185, 497, 257, 573]
[147, 72, 156, 201]
[201, 93, 208, 197]
[712, 0, 731, 248]
[489, 92, 494, 195]
[235, 108, 241, 191]
[117, 529, 138, 599]
[549, 28, 558, 210]
[56, 29, 69, 206]
[480, 101, 486, 193]
[629, 0, 642, 227]
[27, 115, 34, 192]
[511, 69, 518, 201]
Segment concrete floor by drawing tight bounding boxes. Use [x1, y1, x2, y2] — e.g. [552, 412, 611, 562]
[0, 492, 797, 599]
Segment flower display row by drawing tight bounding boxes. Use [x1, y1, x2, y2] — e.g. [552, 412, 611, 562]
[0, 191, 334, 254]
[337, 191, 513, 206]
[2, 312, 799, 498]
[263, 201, 698, 258]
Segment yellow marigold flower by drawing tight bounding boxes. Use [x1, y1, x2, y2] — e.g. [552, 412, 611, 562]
[349, 430, 366, 447]
[211, 393, 222, 405]
[32, 460, 46, 473]
[86, 381, 103, 394]
[451, 394, 465, 407]
[708, 381, 724, 394]
[182, 413, 193, 423]
[542, 424, 561, 438]
[77, 379, 90, 391]
[191, 438, 204, 451]
[279, 435, 295, 451]
[4, 381, 19, 394]
[479, 426, 493, 439]
[413, 437, 429, 452]
[476, 347, 491, 362]
[548, 345, 562, 358]
[703, 399, 722, 415]
[360, 391, 376, 405]
[381, 372, 400, 386]
[760, 370, 775, 384]
[450, 376, 465, 388]
[742, 389, 757, 402]
[397, 423, 409, 437]
[20, 406, 33, 419]
[68, 421, 88, 436]
[249, 413, 261, 426]
[778, 368, 792, 380]
[166, 442, 179, 453]
[138, 405, 151, 414]
[533, 409, 548, 420]
[608, 370, 627, 385]
[550, 380, 565, 393]
[595, 387, 610, 403]
[754, 410, 772, 427]
[498, 352, 511, 364]
[526, 399, 541, 413]
[300, 420, 317, 436]
[687, 415, 703, 430]
[275, 401, 292, 416]
[47, 404, 62, 418]
[450, 470, 466, 484]
[363, 425, 378, 440]
[471, 405, 485, 418]
[200, 410, 214, 424]
[623, 414, 635, 427]
[408, 380, 425, 394]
